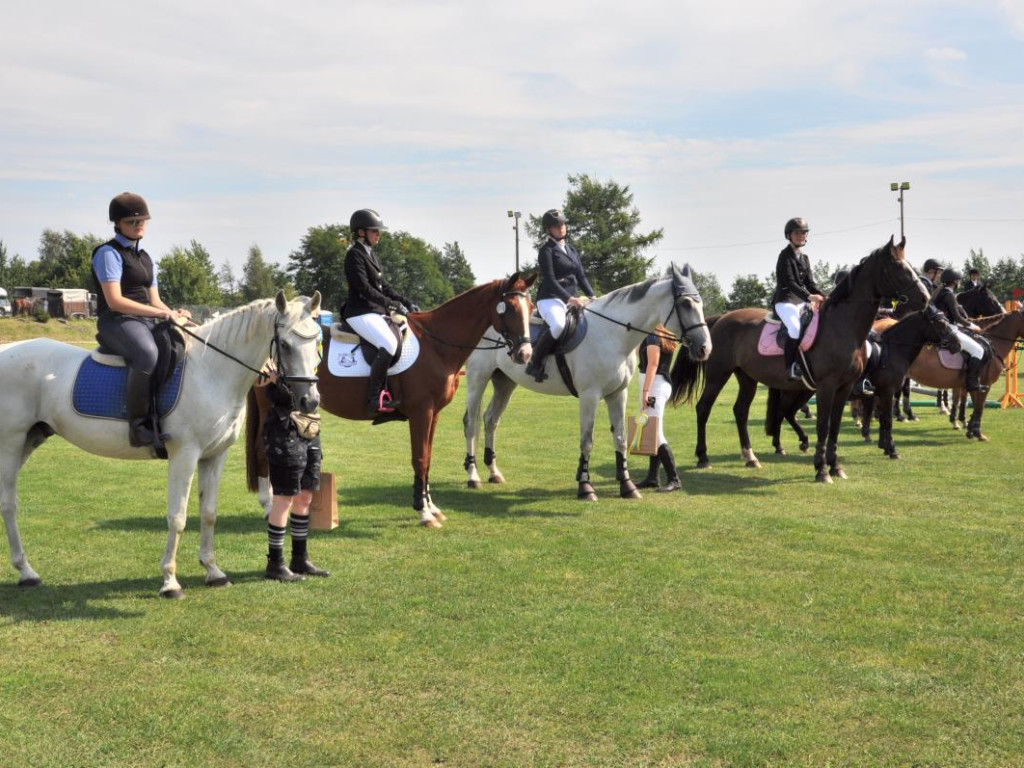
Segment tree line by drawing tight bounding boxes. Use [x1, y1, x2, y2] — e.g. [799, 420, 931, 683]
[3, 173, 1022, 315]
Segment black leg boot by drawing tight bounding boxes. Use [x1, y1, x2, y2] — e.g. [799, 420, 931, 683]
[784, 336, 804, 382]
[965, 356, 987, 392]
[366, 352, 400, 416]
[851, 356, 876, 396]
[656, 444, 681, 492]
[635, 455, 661, 489]
[525, 329, 556, 382]
[126, 369, 157, 447]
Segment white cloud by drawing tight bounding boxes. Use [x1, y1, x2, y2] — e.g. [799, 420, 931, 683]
[925, 47, 968, 61]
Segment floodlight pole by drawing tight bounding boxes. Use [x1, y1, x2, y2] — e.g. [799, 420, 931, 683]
[890, 181, 910, 239]
[507, 210, 522, 271]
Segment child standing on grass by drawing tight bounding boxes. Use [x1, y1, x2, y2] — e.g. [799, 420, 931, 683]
[259, 370, 330, 582]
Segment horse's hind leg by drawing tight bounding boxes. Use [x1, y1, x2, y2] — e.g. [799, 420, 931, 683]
[694, 366, 731, 469]
[575, 390, 601, 501]
[462, 366, 488, 488]
[0, 430, 47, 586]
[197, 451, 231, 588]
[482, 371, 517, 485]
[732, 371, 761, 468]
[605, 385, 640, 499]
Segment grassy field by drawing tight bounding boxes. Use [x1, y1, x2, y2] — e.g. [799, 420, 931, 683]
[0, 316, 99, 343]
[1, 369, 1022, 767]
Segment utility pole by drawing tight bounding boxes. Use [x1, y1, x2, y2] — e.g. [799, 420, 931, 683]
[890, 181, 910, 239]
[507, 210, 522, 271]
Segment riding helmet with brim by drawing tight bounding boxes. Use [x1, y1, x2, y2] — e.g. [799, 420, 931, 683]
[941, 267, 962, 285]
[109, 192, 150, 222]
[784, 217, 810, 239]
[542, 209, 568, 229]
[350, 209, 387, 234]
[922, 258, 944, 273]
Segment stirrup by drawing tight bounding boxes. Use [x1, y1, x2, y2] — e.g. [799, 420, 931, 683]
[787, 363, 804, 381]
[377, 390, 397, 413]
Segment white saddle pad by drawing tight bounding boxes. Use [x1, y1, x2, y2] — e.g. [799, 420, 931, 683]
[326, 332, 421, 377]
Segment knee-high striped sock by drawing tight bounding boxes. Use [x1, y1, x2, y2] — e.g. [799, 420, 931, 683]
[289, 513, 309, 562]
[267, 522, 287, 563]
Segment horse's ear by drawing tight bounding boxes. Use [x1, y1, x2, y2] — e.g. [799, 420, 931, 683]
[680, 263, 692, 278]
[309, 290, 322, 316]
[275, 290, 287, 314]
[524, 272, 539, 288]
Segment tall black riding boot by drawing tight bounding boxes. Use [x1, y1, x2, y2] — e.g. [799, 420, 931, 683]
[636, 455, 661, 489]
[366, 352, 399, 416]
[525, 329, 556, 383]
[656, 444, 681, 492]
[126, 369, 156, 447]
[783, 336, 804, 382]
[965, 356, 987, 392]
[850, 356, 876, 396]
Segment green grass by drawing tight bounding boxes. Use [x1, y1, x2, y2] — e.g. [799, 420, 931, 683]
[0, 316, 99, 343]
[1, 375, 1023, 767]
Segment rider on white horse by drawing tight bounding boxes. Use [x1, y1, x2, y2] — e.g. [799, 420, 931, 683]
[772, 217, 825, 383]
[525, 208, 597, 382]
[91, 192, 191, 448]
[342, 208, 420, 416]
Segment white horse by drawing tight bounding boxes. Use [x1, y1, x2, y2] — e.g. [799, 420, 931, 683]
[0, 291, 322, 598]
[463, 265, 712, 499]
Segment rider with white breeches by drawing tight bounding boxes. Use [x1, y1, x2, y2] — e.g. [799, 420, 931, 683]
[933, 268, 988, 392]
[771, 218, 825, 383]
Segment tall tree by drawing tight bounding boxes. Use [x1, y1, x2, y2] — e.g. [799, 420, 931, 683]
[33, 230, 104, 288]
[726, 274, 770, 310]
[528, 173, 662, 293]
[691, 269, 727, 316]
[437, 241, 476, 295]
[218, 260, 242, 307]
[156, 240, 221, 306]
[287, 225, 347, 311]
[240, 244, 278, 303]
[375, 232, 452, 309]
[987, 255, 1024, 302]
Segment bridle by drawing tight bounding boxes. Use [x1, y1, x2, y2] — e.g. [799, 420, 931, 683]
[268, 317, 321, 385]
[492, 288, 532, 356]
[581, 281, 708, 352]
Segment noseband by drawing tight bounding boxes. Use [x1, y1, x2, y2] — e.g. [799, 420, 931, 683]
[494, 289, 532, 357]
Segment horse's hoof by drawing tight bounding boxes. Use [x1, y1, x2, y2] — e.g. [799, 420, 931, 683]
[578, 482, 598, 501]
[488, 475, 505, 484]
[775, 447, 786, 455]
[799, 443, 810, 454]
[431, 509, 448, 522]
[696, 460, 711, 470]
[467, 480, 482, 489]
[815, 473, 833, 484]
[17, 576, 42, 588]
[745, 459, 761, 469]
[862, 435, 872, 443]
[977, 433, 988, 443]
[206, 576, 232, 588]
[159, 588, 185, 599]
[620, 481, 641, 499]
[831, 468, 848, 480]
[420, 518, 443, 529]
[889, 453, 900, 460]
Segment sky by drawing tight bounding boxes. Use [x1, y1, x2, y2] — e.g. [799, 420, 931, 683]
[2, 0, 1023, 292]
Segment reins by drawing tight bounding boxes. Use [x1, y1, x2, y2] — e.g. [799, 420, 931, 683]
[175, 321, 270, 381]
[582, 295, 707, 344]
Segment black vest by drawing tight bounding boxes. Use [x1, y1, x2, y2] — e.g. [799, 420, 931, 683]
[92, 238, 154, 316]
[638, 334, 672, 379]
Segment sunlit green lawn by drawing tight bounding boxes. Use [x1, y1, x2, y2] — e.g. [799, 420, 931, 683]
[1, 373, 1022, 767]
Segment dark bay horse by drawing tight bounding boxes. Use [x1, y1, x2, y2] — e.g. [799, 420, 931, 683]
[948, 287, 1006, 429]
[246, 274, 536, 528]
[907, 308, 1024, 440]
[670, 236, 929, 482]
[766, 307, 961, 459]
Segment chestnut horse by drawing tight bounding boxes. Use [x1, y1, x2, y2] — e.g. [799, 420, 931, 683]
[670, 236, 929, 482]
[905, 307, 1024, 441]
[766, 306, 961, 459]
[246, 274, 536, 528]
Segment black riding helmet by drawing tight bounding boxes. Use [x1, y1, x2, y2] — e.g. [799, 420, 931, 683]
[542, 209, 567, 229]
[941, 267, 962, 286]
[922, 258, 944, 273]
[109, 192, 150, 223]
[784, 217, 810, 239]
[349, 209, 387, 235]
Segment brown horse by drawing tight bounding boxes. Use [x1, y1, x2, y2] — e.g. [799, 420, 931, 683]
[670, 236, 929, 482]
[906, 307, 1024, 441]
[246, 274, 536, 527]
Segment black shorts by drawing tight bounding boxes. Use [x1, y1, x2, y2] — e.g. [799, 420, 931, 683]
[268, 442, 322, 497]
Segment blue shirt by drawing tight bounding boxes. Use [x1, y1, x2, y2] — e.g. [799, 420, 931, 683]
[92, 233, 158, 286]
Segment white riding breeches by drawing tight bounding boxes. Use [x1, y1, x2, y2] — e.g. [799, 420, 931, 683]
[639, 374, 672, 446]
[537, 298, 568, 339]
[347, 313, 399, 356]
[774, 302, 806, 339]
[953, 328, 984, 359]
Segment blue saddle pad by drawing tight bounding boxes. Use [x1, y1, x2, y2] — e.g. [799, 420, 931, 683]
[530, 314, 588, 354]
[72, 358, 186, 421]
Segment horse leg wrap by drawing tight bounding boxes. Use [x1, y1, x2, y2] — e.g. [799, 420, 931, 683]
[463, 454, 475, 471]
[413, 476, 426, 512]
[614, 451, 630, 483]
[575, 453, 590, 483]
[484, 447, 496, 467]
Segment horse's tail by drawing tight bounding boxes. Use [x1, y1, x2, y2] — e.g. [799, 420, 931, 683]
[669, 350, 705, 406]
[765, 387, 781, 436]
[245, 386, 261, 493]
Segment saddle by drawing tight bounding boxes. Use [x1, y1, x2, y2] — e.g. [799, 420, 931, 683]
[758, 307, 820, 357]
[92, 321, 187, 385]
[937, 331, 995, 370]
[331, 313, 408, 366]
[529, 306, 588, 354]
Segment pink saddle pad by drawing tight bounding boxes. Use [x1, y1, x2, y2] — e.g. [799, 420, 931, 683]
[757, 310, 821, 357]
[938, 348, 965, 370]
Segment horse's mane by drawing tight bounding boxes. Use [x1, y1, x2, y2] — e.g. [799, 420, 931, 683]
[591, 277, 660, 308]
[826, 258, 864, 305]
